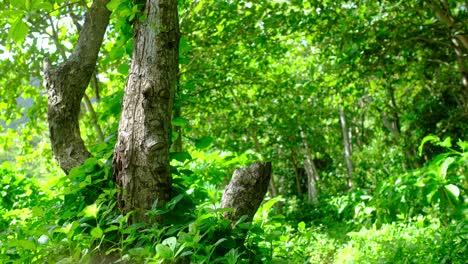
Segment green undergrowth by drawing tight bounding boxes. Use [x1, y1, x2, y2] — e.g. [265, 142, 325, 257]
[0, 137, 466, 263]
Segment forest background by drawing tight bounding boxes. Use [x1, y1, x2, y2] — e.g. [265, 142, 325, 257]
[0, 0, 467, 263]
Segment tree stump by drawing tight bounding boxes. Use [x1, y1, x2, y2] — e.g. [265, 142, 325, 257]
[221, 161, 272, 224]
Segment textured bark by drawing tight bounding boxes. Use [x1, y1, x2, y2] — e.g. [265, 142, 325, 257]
[44, 0, 111, 173]
[113, 0, 179, 221]
[221, 162, 272, 224]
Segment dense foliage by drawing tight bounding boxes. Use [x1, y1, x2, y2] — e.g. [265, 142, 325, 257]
[1, 0, 467, 263]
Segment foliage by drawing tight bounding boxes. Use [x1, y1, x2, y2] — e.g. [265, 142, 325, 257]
[1, 0, 468, 263]
[335, 220, 467, 264]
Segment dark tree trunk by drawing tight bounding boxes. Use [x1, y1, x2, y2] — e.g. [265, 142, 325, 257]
[44, 0, 111, 173]
[221, 162, 272, 224]
[112, 0, 180, 222]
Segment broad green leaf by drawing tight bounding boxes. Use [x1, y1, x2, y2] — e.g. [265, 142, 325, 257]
[107, 0, 123, 11]
[260, 196, 284, 219]
[17, 239, 36, 250]
[91, 227, 104, 239]
[83, 203, 99, 218]
[457, 139, 468, 151]
[172, 117, 189, 127]
[117, 64, 129, 75]
[163, 236, 177, 251]
[444, 184, 460, 198]
[171, 131, 179, 142]
[195, 136, 213, 149]
[8, 17, 29, 44]
[156, 244, 173, 259]
[170, 151, 192, 162]
[298, 221, 306, 230]
[31, 206, 44, 217]
[439, 137, 452, 148]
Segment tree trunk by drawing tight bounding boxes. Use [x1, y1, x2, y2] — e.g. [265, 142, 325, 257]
[44, 0, 111, 173]
[300, 130, 319, 203]
[291, 152, 303, 196]
[339, 108, 353, 190]
[221, 162, 272, 224]
[112, 0, 179, 222]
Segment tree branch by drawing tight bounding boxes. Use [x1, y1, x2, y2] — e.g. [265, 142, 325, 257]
[44, 0, 111, 173]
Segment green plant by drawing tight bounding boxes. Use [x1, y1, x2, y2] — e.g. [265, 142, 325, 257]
[335, 219, 466, 264]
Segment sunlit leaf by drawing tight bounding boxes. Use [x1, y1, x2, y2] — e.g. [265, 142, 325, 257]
[91, 227, 104, 238]
[83, 203, 99, 218]
[156, 244, 173, 259]
[163, 236, 177, 251]
[8, 17, 29, 44]
[107, 0, 123, 11]
[444, 184, 460, 198]
[418, 135, 439, 155]
[440, 157, 455, 178]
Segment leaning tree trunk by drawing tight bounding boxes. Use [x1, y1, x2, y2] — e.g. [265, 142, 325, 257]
[112, 0, 179, 222]
[44, 0, 111, 173]
[221, 162, 272, 225]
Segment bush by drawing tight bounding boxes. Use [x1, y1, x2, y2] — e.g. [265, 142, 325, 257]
[335, 219, 467, 264]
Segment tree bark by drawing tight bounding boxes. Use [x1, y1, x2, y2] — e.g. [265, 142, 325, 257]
[44, 0, 111, 173]
[339, 108, 353, 190]
[300, 130, 319, 203]
[221, 162, 272, 224]
[112, 0, 179, 222]
[291, 152, 303, 196]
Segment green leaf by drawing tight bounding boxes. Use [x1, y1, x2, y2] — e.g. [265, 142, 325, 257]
[170, 152, 192, 162]
[438, 137, 452, 148]
[195, 136, 213, 149]
[163, 236, 177, 251]
[31, 206, 44, 217]
[298, 221, 306, 230]
[171, 131, 179, 142]
[172, 117, 189, 127]
[418, 135, 439, 155]
[83, 203, 99, 218]
[91, 227, 104, 239]
[457, 139, 468, 152]
[156, 244, 173, 259]
[109, 46, 125, 60]
[17, 239, 36, 250]
[8, 17, 29, 44]
[440, 157, 455, 178]
[444, 184, 460, 198]
[107, 0, 122, 11]
[260, 196, 284, 219]
[117, 64, 129, 75]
